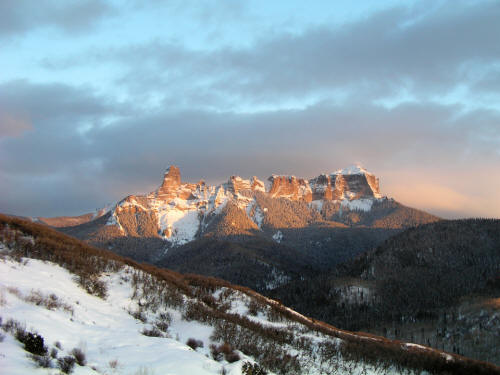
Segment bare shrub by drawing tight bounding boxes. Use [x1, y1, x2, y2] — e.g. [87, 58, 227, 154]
[225, 351, 240, 363]
[134, 366, 155, 375]
[25, 290, 73, 314]
[210, 344, 223, 361]
[154, 319, 169, 332]
[186, 338, 204, 350]
[50, 347, 58, 359]
[247, 300, 261, 316]
[7, 286, 22, 298]
[108, 358, 120, 370]
[78, 275, 108, 299]
[154, 312, 171, 332]
[129, 308, 147, 323]
[141, 327, 163, 337]
[0, 290, 6, 306]
[266, 306, 284, 323]
[30, 353, 52, 368]
[16, 329, 47, 356]
[210, 343, 239, 362]
[71, 347, 86, 366]
[242, 361, 267, 375]
[58, 356, 76, 374]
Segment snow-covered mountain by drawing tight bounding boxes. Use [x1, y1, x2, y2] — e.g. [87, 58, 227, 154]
[2, 214, 496, 375]
[85, 164, 433, 246]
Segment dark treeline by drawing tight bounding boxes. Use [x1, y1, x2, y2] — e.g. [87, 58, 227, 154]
[269, 219, 500, 364]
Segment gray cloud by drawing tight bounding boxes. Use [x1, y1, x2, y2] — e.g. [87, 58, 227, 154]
[0, 0, 114, 37]
[1, 79, 499, 218]
[2, 1, 500, 219]
[0, 80, 120, 176]
[44, 0, 500, 109]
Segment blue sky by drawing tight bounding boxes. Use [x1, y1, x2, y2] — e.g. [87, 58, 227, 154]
[1, 0, 500, 218]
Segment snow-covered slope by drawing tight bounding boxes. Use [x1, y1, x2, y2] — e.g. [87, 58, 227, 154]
[0, 257, 240, 375]
[2, 216, 490, 375]
[0, 255, 395, 375]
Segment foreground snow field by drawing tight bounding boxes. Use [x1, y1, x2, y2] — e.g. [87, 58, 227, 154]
[0, 255, 412, 375]
[0, 257, 237, 375]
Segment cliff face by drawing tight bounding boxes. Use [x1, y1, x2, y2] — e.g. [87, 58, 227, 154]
[268, 175, 312, 201]
[268, 165, 381, 202]
[58, 164, 438, 250]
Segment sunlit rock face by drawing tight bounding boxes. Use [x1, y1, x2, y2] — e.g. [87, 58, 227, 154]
[102, 163, 417, 247]
[268, 175, 312, 201]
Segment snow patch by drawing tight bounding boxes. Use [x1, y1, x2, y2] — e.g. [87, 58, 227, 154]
[310, 200, 324, 212]
[341, 198, 374, 212]
[334, 164, 372, 176]
[272, 231, 283, 243]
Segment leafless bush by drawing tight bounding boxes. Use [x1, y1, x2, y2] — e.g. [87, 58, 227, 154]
[129, 308, 147, 323]
[225, 351, 240, 363]
[6, 288, 24, 305]
[108, 358, 120, 370]
[25, 290, 74, 314]
[210, 343, 224, 361]
[50, 347, 58, 359]
[77, 274, 108, 299]
[209, 343, 239, 363]
[186, 338, 204, 350]
[71, 347, 86, 366]
[154, 312, 171, 332]
[30, 353, 52, 368]
[58, 356, 76, 374]
[247, 300, 262, 316]
[242, 361, 267, 375]
[141, 327, 163, 337]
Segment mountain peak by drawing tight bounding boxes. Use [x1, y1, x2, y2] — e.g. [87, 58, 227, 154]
[333, 164, 372, 176]
[163, 165, 181, 186]
[156, 165, 182, 199]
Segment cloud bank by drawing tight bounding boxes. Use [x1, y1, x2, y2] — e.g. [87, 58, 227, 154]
[1, 0, 499, 218]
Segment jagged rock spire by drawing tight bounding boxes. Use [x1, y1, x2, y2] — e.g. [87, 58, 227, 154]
[162, 165, 181, 188]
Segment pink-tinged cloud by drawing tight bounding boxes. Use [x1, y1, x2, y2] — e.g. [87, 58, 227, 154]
[0, 112, 32, 138]
[382, 168, 500, 219]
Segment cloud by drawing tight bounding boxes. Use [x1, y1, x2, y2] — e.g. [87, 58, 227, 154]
[0, 80, 120, 176]
[0, 112, 32, 138]
[0, 0, 114, 37]
[43, 0, 500, 110]
[2, 1, 500, 218]
[1, 79, 499, 218]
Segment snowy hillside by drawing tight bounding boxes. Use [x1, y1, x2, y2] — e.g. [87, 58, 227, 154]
[1, 214, 497, 375]
[1, 257, 248, 375]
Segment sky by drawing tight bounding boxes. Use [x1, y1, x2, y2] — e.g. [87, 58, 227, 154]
[1, 0, 499, 219]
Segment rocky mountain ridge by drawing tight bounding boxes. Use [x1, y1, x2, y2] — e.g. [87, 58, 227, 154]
[105, 164, 389, 246]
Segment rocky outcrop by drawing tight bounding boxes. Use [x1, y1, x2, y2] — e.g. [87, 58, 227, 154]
[160, 165, 181, 189]
[309, 166, 381, 201]
[268, 175, 312, 201]
[156, 165, 198, 201]
[228, 176, 266, 194]
[251, 176, 266, 192]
